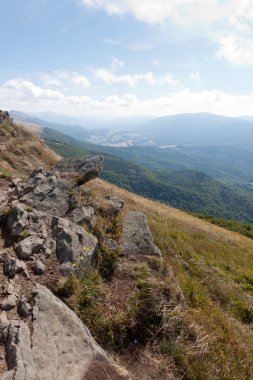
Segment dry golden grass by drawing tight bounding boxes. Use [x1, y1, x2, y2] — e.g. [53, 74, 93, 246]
[0, 119, 59, 177]
[86, 178, 253, 380]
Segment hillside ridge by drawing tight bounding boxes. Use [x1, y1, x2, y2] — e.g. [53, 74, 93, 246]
[1, 112, 253, 379]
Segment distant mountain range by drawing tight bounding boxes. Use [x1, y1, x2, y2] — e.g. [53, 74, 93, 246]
[11, 110, 253, 148]
[10, 110, 253, 223]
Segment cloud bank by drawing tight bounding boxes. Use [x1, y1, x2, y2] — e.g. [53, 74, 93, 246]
[80, 0, 233, 25]
[2, 77, 253, 118]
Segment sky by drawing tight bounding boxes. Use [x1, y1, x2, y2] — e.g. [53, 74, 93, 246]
[1, 0, 253, 119]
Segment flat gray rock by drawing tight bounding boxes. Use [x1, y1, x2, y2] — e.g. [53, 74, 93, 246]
[1, 284, 115, 380]
[21, 178, 72, 218]
[120, 211, 162, 257]
[31, 284, 107, 380]
[54, 155, 103, 186]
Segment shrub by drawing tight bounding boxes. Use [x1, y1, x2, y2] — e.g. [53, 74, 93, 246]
[55, 274, 80, 298]
[232, 299, 253, 324]
[0, 206, 11, 219]
[96, 244, 118, 280]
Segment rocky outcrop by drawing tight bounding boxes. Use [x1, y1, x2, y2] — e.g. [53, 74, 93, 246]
[51, 217, 98, 277]
[1, 284, 126, 380]
[120, 211, 162, 257]
[0, 155, 175, 379]
[14, 169, 72, 217]
[54, 155, 104, 186]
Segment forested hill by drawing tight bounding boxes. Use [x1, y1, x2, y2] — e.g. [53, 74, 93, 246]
[41, 127, 253, 223]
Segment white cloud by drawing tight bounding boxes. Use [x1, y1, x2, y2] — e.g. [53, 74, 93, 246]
[215, 1, 253, 65]
[217, 34, 253, 65]
[80, 0, 234, 25]
[163, 73, 182, 87]
[94, 68, 156, 86]
[70, 73, 91, 88]
[111, 57, 124, 71]
[190, 71, 201, 82]
[39, 70, 90, 88]
[4, 79, 64, 100]
[229, 0, 253, 31]
[3, 77, 253, 118]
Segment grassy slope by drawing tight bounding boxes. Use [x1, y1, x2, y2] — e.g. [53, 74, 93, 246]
[193, 214, 253, 240]
[86, 179, 253, 380]
[1, 120, 253, 378]
[0, 120, 59, 177]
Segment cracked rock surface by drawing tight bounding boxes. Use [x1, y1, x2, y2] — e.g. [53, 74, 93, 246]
[1, 284, 111, 380]
[120, 211, 162, 257]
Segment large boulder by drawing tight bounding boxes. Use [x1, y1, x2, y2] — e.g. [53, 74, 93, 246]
[31, 284, 108, 380]
[54, 155, 104, 186]
[51, 217, 98, 277]
[119, 212, 162, 257]
[1, 284, 128, 380]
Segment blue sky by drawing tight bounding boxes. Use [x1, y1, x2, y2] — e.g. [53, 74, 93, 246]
[1, 0, 253, 118]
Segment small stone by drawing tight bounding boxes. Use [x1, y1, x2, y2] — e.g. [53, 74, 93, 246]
[59, 262, 73, 277]
[3, 280, 20, 295]
[1, 293, 18, 311]
[104, 195, 124, 212]
[17, 296, 32, 317]
[3, 255, 28, 279]
[15, 236, 44, 260]
[69, 206, 96, 228]
[0, 312, 10, 343]
[12, 178, 22, 187]
[104, 237, 118, 251]
[0, 251, 9, 263]
[45, 238, 56, 257]
[33, 260, 46, 275]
